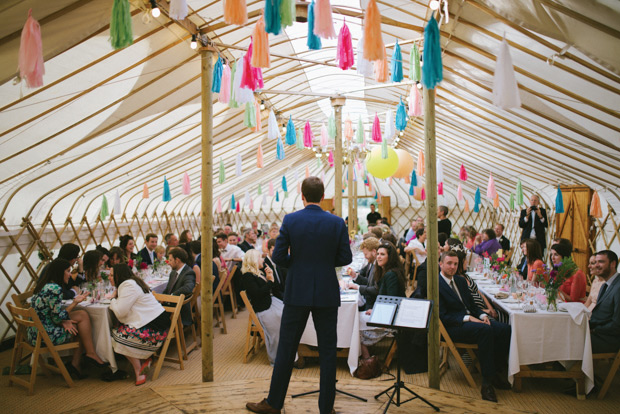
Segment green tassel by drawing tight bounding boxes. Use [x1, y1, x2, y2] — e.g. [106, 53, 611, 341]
[328, 113, 336, 140]
[100, 195, 109, 220]
[280, 0, 295, 28]
[317, 157, 321, 169]
[381, 140, 388, 159]
[411, 44, 421, 82]
[516, 179, 523, 206]
[356, 117, 364, 143]
[258, 184, 262, 195]
[110, 0, 133, 50]
[296, 128, 304, 149]
[229, 61, 238, 108]
[243, 103, 256, 128]
[219, 158, 225, 184]
[509, 193, 515, 210]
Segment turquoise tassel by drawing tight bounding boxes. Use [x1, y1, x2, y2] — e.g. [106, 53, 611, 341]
[212, 56, 223, 93]
[110, 0, 133, 50]
[163, 176, 171, 202]
[282, 176, 288, 192]
[231, 194, 236, 210]
[276, 137, 285, 160]
[265, 0, 282, 35]
[411, 170, 417, 186]
[422, 15, 443, 89]
[307, 1, 322, 50]
[474, 187, 481, 213]
[409, 180, 414, 196]
[395, 98, 407, 131]
[555, 186, 564, 213]
[285, 116, 296, 145]
[390, 41, 403, 82]
[275, 191, 280, 202]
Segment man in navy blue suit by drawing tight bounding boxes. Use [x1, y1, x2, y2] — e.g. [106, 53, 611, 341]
[247, 177, 352, 414]
[138, 233, 157, 265]
[438, 251, 511, 402]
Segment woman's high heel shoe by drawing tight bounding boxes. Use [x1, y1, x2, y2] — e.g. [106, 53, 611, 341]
[135, 374, 147, 386]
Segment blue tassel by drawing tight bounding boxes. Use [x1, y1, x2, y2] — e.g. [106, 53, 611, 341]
[422, 15, 443, 89]
[162, 176, 171, 202]
[276, 137, 285, 160]
[231, 194, 236, 210]
[409, 180, 414, 196]
[411, 170, 417, 187]
[285, 116, 296, 145]
[390, 41, 403, 82]
[307, 1, 322, 50]
[374, 191, 378, 200]
[395, 98, 407, 131]
[212, 56, 223, 93]
[275, 191, 280, 202]
[474, 187, 481, 213]
[555, 185, 564, 213]
[282, 176, 288, 192]
[265, 0, 282, 35]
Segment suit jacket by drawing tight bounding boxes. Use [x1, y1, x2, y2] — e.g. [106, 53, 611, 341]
[272, 204, 352, 307]
[438, 273, 484, 327]
[164, 265, 196, 326]
[519, 207, 548, 249]
[498, 235, 510, 252]
[356, 262, 378, 310]
[590, 273, 620, 346]
[238, 241, 254, 253]
[264, 256, 287, 301]
[139, 247, 154, 265]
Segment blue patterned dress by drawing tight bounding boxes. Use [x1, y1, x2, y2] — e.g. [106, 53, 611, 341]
[27, 283, 73, 346]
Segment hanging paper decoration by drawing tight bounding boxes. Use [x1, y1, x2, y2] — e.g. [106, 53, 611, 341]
[438, 182, 444, 196]
[444, 0, 450, 23]
[459, 164, 468, 181]
[285, 116, 296, 145]
[493, 193, 500, 208]
[269, 180, 275, 196]
[555, 185, 564, 214]
[236, 200, 241, 212]
[474, 187, 481, 213]
[336, 23, 354, 70]
[265, 0, 282, 35]
[245, 190, 251, 207]
[457, 184, 463, 201]
[233, 57, 254, 104]
[243, 102, 256, 128]
[320, 123, 328, 147]
[142, 183, 149, 199]
[218, 158, 226, 184]
[381, 140, 388, 159]
[241, 42, 257, 90]
[113, 189, 121, 215]
[262, 194, 267, 205]
[305, 165, 310, 178]
[408, 86, 422, 117]
[236, 153, 243, 176]
[282, 176, 288, 192]
[516, 179, 523, 205]
[249, 196, 254, 210]
[275, 191, 280, 202]
[384, 110, 395, 141]
[258, 184, 262, 195]
[374, 48, 389, 83]
[416, 150, 425, 176]
[436, 158, 444, 183]
[328, 113, 336, 140]
[356, 117, 364, 144]
[328, 150, 334, 167]
[590, 191, 603, 218]
[281, 0, 295, 28]
[163, 176, 171, 202]
[422, 15, 443, 89]
[390, 41, 403, 82]
[253, 99, 262, 132]
[296, 128, 305, 149]
[212, 56, 223, 93]
[509, 193, 515, 210]
[395, 98, 407, 131]
[303, 121, 313, 147]
[252, 15, 271, 68]
[219, 62, 231, 104]
[314, 0, 337, 39]
[356, 37, 374, 77]
[410, 44, 421, 82]
[321, 171, 326, 182]
[493, 38, 521, 109]
[276, 137, 285, 160]
[169, 0, 188, 20]
[231, 194, 236, 210]
[110, 0, 133, 51]
[464, 199, 470, 213]
[257, 144, 264, 168]
[372, 113, 382, 143]
[363, 0, 384, 61]
[100, 195, 109, 221]
[182, 172, 191, 195]
[420, 187, 426, 201]
[224, 0, 248, 25]
[307, 1, 322, 50]
[317, 157, 322, 169]
[268, 110, 281, 140]
[344, 117, 353, 141]
[487, 173, 496, 199]
[216, 198, 222, 213]
[411, 170, 418, 187]
[408, 179, 414, 196]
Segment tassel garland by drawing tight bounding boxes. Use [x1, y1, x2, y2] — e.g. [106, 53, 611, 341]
[252, 16, 271, 68]
[416, 150, 425, 176]
[182, 172, 191, 195]
[438, 182, 444, 196]
[381, 140, 388, 159]
[336, 23, 354, 70]
[487, 173, 496, 199]
[219, 62, 231, 103]
[282, 176, 288, 192]
[236, 153, 243, 176]
[457, 184, 463, 201]
[113, 190, 121, 214]
[110, 0, 133, 51]
[276, 137, 285, 160]
[257, 145, 264, 168]
[436, 158, 444, 182]
[224, 0, 248, 25]
[296, 128, 305, 149]
[395, 98, 407, 131]
[384, 110, 395, 141]
[421, 15, 443, 89]
[410, 44, 421, 82]
[19, 9, 45, 87]
[390, 41, 403, 82]
[356, 37, 374, 77]
[142, 183, 149, 199]
[356, 117, 364, 144]
[314, 0, 337, 39]
[285, 116, 296, 145]
[264, 0, 282, 35]
[344, 117, 353, 141]
[100, 195, 109, 221]
[555, 185, 564, 214]
[420, 187, 426, 201]
[268, 110, 281, 140]
[269, 181, 275, 196]
[320, 123, 328, 147]
[307, 1, 322, 50]
[590, 191, 602, 218]
[493, 193, 500, 208]
[253, 99, 262, 132]
[328, 150, 334, 167]
[243, 102, 256, 128]
[408, 86, 422, 117]
[163, 177, 171, 202]
[281, 0, 295, 28]
[371, 113, 382, 143]
[363, 0, 385, 61]
[411, 170, 417, 187]
[374, 47, 389, 82]
[231, 194, 236, 210]
[303, 121, 313, 147]
[464, 199, 470, 213]
[212, 56, 223, 93]
[493, 38, 521, 109]
[459, 164, 468, 181]
[169, 0, 188, 20]
[328, 113, 336, 140]
[474, 187, 481, 213]
[516, 179, 523, 205]
[218, 158, 226, 184]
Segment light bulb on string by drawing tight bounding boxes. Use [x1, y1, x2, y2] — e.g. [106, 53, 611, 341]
[190, 34, 197, 50]
[150, 0, 160, 17]
[429, 0, 440, 11]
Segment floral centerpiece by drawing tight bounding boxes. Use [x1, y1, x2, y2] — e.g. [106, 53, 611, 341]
[535, 256, 578, 311]
[483, 252, 509, 276]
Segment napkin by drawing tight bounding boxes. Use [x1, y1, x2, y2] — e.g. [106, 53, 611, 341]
[559, 302, 591, 325]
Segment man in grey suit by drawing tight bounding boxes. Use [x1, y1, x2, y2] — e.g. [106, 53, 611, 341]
[164, 247, 196, 326]
[590, 250, 620, 354]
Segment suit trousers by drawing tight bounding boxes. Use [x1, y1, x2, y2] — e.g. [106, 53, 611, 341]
[267, 304, 338, 414]
[446, 320, 511, 381]
[591, 331, 620, 354]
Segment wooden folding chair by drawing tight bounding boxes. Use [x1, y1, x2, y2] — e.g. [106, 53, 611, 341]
[221, 265, 238, 319]
[152, 293, 185, 380]
[239, 291, 265, 363]
[439, 320, 480, 388]
[7, 303, 80, 395]
[504, 247, 514, 265]
[405, 252, 421, 294]
[593, 349, 620, 399]
[181, 282, 202, 358]
[382, 338, 398, 371]
[213, 270, 228, 334]
[12, 289, 34, 308]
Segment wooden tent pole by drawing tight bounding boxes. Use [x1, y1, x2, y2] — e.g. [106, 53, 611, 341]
[200, 47, 215, 382]
[424, 86, 440, 390]
[347, 160, 354, 236]
[331, 96, 346, 217]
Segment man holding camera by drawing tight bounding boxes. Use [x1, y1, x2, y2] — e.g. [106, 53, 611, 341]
[519, 195, 548, 251]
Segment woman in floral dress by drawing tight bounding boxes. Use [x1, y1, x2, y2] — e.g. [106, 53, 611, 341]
[109, 264, 169, 385]
[29, 258, 107, 379]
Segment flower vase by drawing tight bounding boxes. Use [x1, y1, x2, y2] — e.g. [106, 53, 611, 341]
[546, 288, 558, 312]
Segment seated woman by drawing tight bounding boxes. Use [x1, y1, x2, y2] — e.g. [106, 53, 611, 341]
[29, 258, 107, 379]
[108, 246, 125, 266]
[464, 226, 478, 250]
[585, 254, 605, 311]
[550, 243, 587, 303]
[522, 239, 544, 282]
[119, 234, 137, 262]
[473, 228, 502, 257]
[240, 249, 282, 365]
[359, 242, 406, 361]
[404, 227, 427, 263]
[179, 229, 193, 244]
[109, 264, 170, 386]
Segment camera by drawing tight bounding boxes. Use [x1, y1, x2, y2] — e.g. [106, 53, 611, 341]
[530, 206, 537, 210]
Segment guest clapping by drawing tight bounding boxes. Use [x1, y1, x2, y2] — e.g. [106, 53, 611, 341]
[473, 229, 502, 257]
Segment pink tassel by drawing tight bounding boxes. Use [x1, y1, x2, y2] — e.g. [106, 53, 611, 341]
[389, 177, 393, 185]
[200, 176, 202, 189]
[416, 150, 425, 176]
[459, 164, 468, 181]
[320, 123, 328, 147]
[236, 201, 241, 212]
[372, 113, 382, 143]
[269, 180, 275, 196]
[487, 173, 496, 199]
[457, 184, 463, 201]
[19, 9, 45, 88]
[249, 197, 254, 210]
[241, 41, 256, 90]
[336, 23, 354, 70]
[321, 171, 326, 183]
[438, 182, 444, 195]
[297, 182, 301, 193]
[420, 187, 426, 201]
[142, 183, 149, 199]
[408, 86, 422, 117]
[182, 172, 191, 195]
[305, 166, 310, 178]
[303, 121, 313, 148]
[328, 150, 334, 167]
[219, 63, 231, 103]
[344, 117, 353, 140]
[314, 0, 337, 39]
[253, 99, 262, 132]
[257, 144, 263, 168]
[216, 198, 222, 213]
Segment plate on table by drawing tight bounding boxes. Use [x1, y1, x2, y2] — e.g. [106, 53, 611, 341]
[99, 299, 111, 305]
[494, 292, 509, 299]
[501, 298, 520, 304]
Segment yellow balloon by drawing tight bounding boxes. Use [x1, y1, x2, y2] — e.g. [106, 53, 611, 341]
[366, 146, 399, 179]
[393, 149, 414, 179]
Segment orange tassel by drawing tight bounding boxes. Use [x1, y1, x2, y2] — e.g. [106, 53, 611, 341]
[251, 15, 270, 68]
[374, 47, 388, 82]
[416, 150, 425, 176]
[344, 117, 353, 140]
[363, 0, 384, 61]
[253, 99, 262, 132]
[224, 0, 248, 25]
[257, 144, 263, 168]
[590, 191, 603, 218]
[464, 199, 470, 213]
[305, 166, 310, 178]
[493, 193, 500, 208]
[142, 183, 149, 199]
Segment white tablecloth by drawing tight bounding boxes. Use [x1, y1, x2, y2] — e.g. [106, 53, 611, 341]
[470, 272, 594, 393]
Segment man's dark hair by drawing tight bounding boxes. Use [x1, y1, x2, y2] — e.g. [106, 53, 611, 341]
[438, 232, 448, 247]
[145, 233, 157, 242]
[267, 238, 277, 250]
[440, 250, 459, 262]
[381, 232, 397, 246]
[301, 176, 324, 203]
[438, 205, 449, 216]
[95, 245, 110, 257]
[554, 238, 573, 253]
[415, 227, 425, 238]
[58, 243, 80, 261]
[168, 247, 188, 263]
[164, 233, 174, 244]
[382, 216, 390, 225]
[483, 228, 497, 240]
[371, 227, 383, 239]
[596, 250, 618, 269]
[215, 232, 228, 241]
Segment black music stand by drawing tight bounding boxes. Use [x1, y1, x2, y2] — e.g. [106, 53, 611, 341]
[368, 295, 440, 413]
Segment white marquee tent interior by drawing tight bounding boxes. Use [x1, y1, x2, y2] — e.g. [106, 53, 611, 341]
[0, 0, 619, 342]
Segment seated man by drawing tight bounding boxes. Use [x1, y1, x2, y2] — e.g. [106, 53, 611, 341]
[164, 233, 179, 248]
[438, 251, 511, 402]
[263, 238, 287, 300]
[139, 233, 158, 265]
[347, 237, 380, 311]
[590, 250, 620, 354]
[239, 229, 258, 253]
[164, 247, 196, 326]
[494, 224, 510, 252]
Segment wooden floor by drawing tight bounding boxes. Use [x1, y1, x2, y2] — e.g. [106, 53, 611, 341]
[0, 305, 618, 414]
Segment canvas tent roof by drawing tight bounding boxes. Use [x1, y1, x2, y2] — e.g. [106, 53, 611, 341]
[0, 0, 619, 229]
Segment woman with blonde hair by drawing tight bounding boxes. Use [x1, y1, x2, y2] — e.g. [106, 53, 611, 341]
[262, 224, 280, 256]
[240, 249, 283, 365]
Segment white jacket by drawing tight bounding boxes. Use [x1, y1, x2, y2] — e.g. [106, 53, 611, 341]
[109, 279, 165, 329]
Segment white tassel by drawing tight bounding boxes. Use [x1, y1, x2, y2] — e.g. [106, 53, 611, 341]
[436, 158, 444, 182]
[233, 57, 253, 104]
[493, 38, 521, 109]
[356, 37, 374, 78]
[113, 189, 121, 215]
[169, 0, 188, 20]
[236, 153, 243, 176]
[268, 110, 281, 140]
[384, 110, 395, 141]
